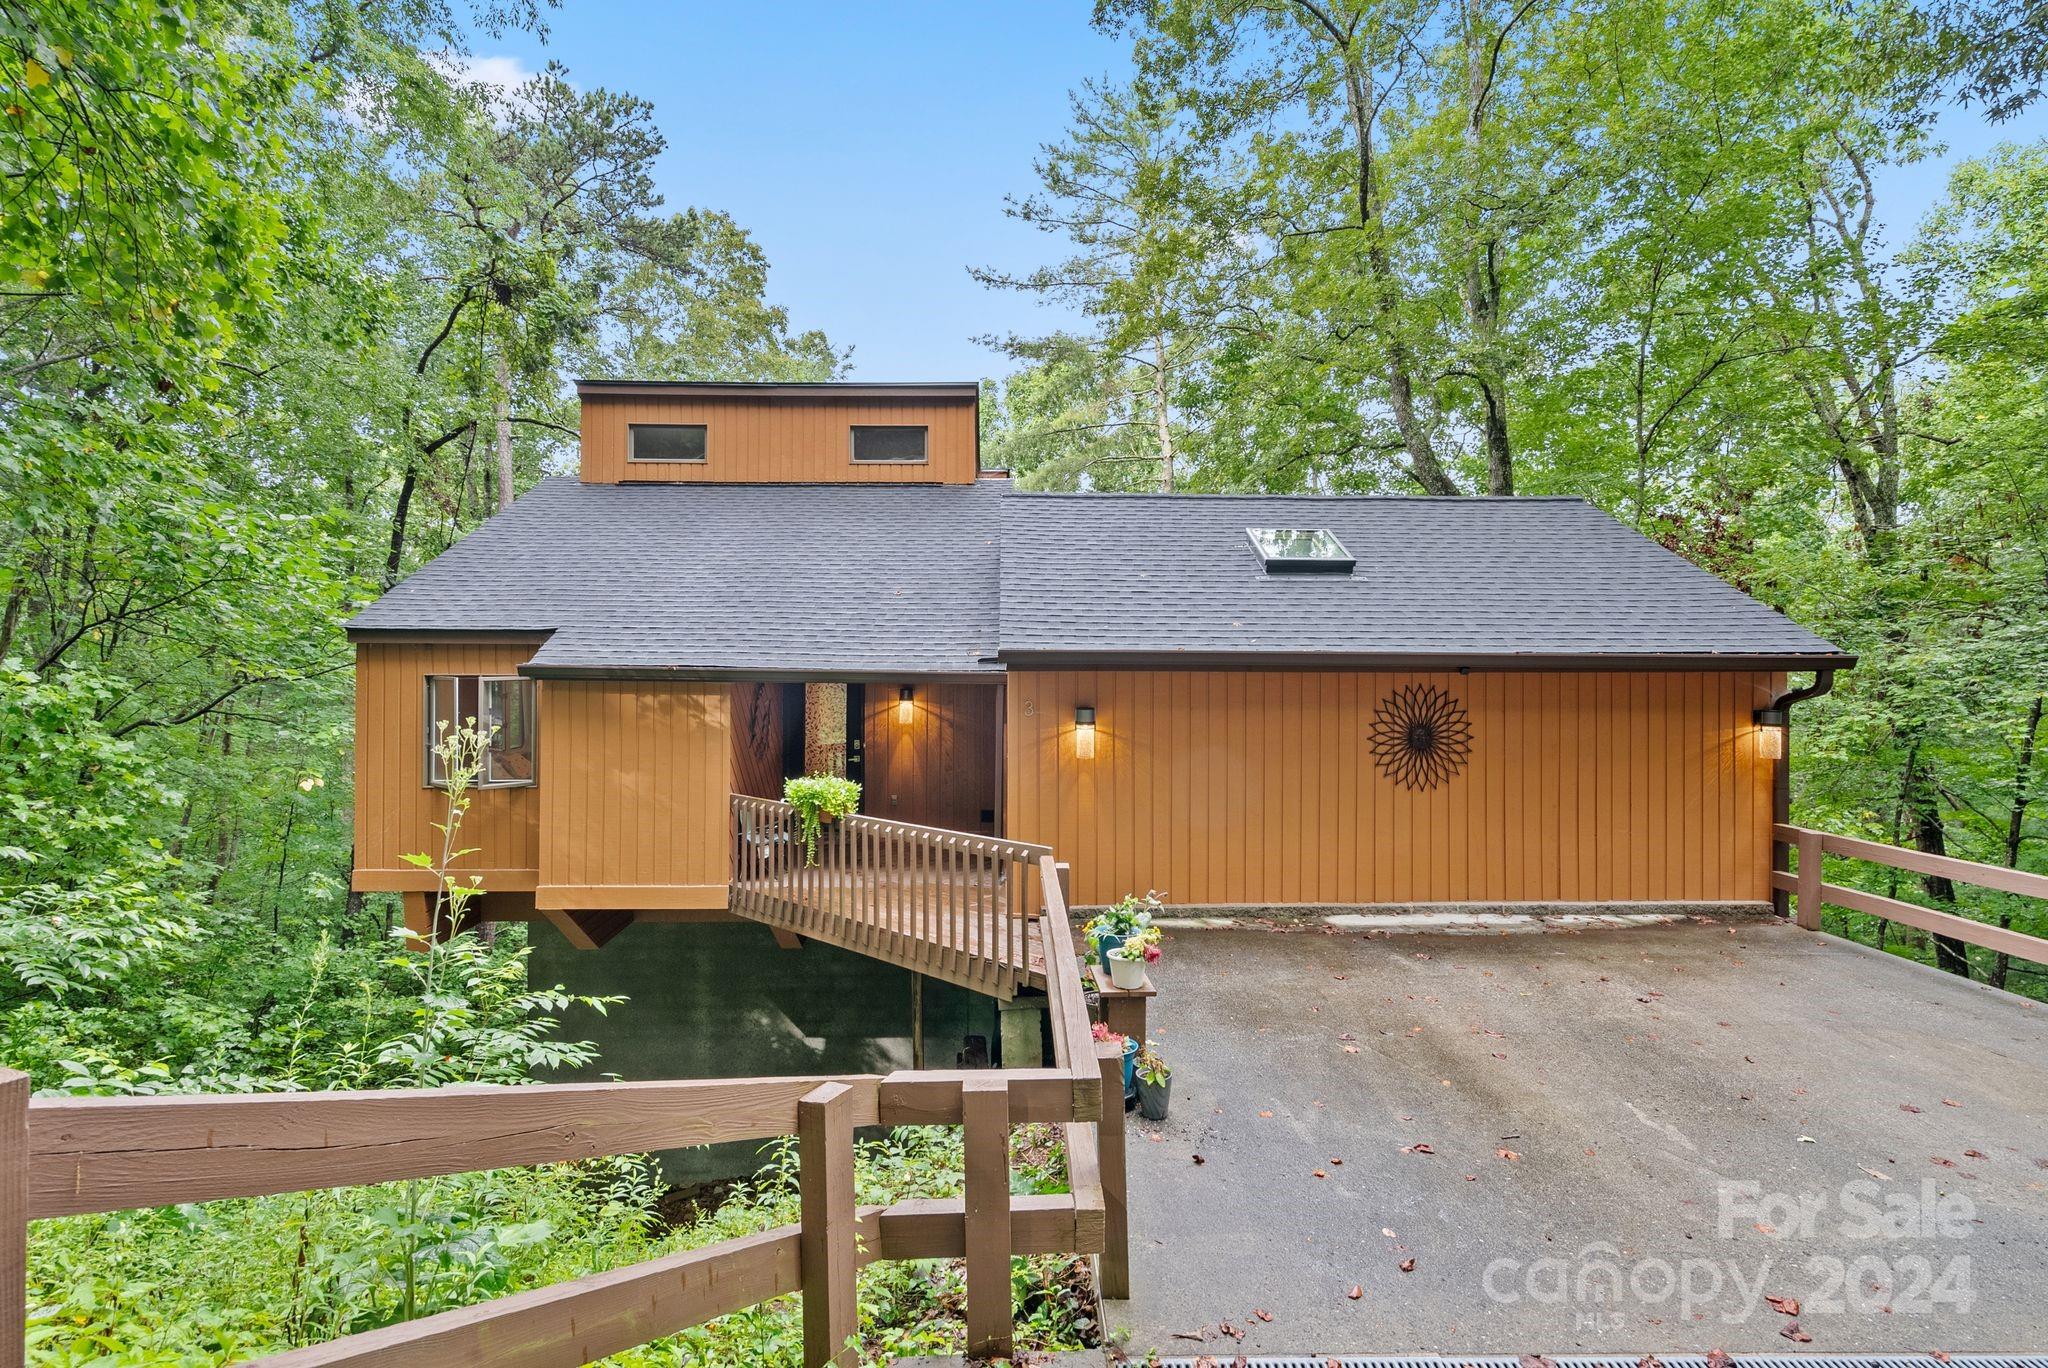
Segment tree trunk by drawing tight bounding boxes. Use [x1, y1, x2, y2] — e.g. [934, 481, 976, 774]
[1151, 332, 1175, 493]
[1461, 0, 1512, 495]
[1992, 694, 2044, 990]
[1331, 38, 1457, 496]
[1904, 751, 1971, 976]
[494, 351, 516, 512]
[384, 462, 418, 590]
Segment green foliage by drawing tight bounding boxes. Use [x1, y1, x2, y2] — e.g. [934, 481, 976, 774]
[784, 774, 862, 865]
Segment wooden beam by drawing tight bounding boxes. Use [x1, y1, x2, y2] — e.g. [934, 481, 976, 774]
[0, 1069, 26, 1368]
[871, 1194, 1089, 1258]
[541, 908, 633, 950]
[1795, 827, 1823, 931]
[28, 1076, 883, 1220]
[771, 927, 803, 950]
[877, 1069, 1077, 1126]
[961, 1077, 1013, 1360]
[240, 1226, 801, 1367]
[798, 1084, 857, 1368]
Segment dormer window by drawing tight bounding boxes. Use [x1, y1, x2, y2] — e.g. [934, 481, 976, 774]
[628, 423, 707, 463]
[850, 425, 928, 464]
[1247, 528, 1355, 574]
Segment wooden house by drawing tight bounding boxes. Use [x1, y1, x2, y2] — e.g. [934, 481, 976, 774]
[349, 380, 1852, 1039]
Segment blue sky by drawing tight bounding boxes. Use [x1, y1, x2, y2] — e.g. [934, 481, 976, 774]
[473, 3, 2040, 381]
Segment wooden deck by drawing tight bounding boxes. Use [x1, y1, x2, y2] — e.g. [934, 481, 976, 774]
[728, 798, 1053, 999]
[732, 871, 1048, 994]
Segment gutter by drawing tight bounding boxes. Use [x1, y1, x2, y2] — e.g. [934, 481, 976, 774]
[1759, 667, 1840, 918]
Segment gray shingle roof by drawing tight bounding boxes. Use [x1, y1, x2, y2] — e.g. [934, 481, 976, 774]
[996, 493, 1847, 666]
[349, 478, 1004, 674]
[350, 482, 1849, 672]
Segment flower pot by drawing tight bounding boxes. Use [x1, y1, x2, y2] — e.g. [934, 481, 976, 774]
[1121, 1034, 1140, 1098]
[1107, 954, 1147, 991]
[1136, 1071, 1171, 1121]
[1094, 931, 1128, 973]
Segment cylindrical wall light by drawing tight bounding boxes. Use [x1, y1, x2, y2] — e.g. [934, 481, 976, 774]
[1754, 706, 1787, 761]
[1074, 705, 1096, 760]
[898, 686, 914, 724]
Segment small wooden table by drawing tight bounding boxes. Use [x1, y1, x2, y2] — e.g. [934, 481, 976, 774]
[1090, 964, 1155, 1046]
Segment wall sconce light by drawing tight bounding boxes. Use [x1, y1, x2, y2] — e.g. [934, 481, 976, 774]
[1754, 707, 1787, 761]
[898, 686, 914, 724]
[1074, 705, 1096, 760]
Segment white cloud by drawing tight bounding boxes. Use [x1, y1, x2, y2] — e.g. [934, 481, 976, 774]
[427, 52, 542, 97]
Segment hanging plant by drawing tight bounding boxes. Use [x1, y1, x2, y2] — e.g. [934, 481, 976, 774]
[784, 774, 860, 865]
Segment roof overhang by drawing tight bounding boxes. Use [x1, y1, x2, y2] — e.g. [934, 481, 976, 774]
[995, 650, 1859, 673]
[574, 379, 980, 402]
[516, 664, 1003, 683]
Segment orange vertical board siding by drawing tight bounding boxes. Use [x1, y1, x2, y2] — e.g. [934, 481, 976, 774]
[352, 642, 541, 891]
[579, 396, 979, 484]
[861, 680, 1002, 832]
[1003, 669, 1774, 909]
[536, 679, 731, 908]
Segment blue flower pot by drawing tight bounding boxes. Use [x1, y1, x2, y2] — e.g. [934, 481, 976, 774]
[1122, 1035, 1140, 1098]
[1095, 931, 1127, 973]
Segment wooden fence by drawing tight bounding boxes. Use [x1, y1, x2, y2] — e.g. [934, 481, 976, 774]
[0, 856, 1119, 1368]
[1772, 822, 2048, 966]
[730, 795, 1050, 999]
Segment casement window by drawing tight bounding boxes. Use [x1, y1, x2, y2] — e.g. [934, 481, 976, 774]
[627, 423, 708, 463]
[424, 675, 538, 788]
[849, 425, 928, 463]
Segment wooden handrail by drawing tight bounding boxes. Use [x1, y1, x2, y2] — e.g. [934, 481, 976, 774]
[1773, 822, 2048, 965]
[4, 839, 1123, 1368]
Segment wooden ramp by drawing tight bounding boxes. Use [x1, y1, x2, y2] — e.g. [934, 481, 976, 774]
[729, 795, 1052, 1000]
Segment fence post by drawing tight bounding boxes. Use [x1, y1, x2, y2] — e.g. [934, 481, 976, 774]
[962, 1075, 1013, 1360]
[798, 1081, 857, 1368]
[1095, 1045, 1130, 1300]
[1795, 828, 1823, 931]
[1, 1068, 25, 1368]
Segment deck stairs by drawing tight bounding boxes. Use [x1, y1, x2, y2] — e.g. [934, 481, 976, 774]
[728, 794, 1052, 1000]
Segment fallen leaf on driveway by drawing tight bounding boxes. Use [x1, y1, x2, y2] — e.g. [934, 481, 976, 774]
[1330, 1157, 1343, 1166]
[1399, 1257, 1416, 1272]
[1343, 1045, 1361, 1054]
[1192, 1154, 1206, 1164]
[1313, 1169, 1327, 1179]
[1942, 1098, 1963, 1107]
[1347, 1285, 1364, 1300]
[1258, 1110, 1273, 1118]
[1796, 1135, 1817, 1144]
[1900, 1103, 1922, 1113]
[1931, 1156, 1957, 1168]
[1496, 1147, 1521, 1162]
[1402, 1142, 1435, 1155]
[1382, 1226, 1398, 1237]
[1637, 1357, 1664, 1368]
[1780, 1321, 1813, 1343]
[1706, 1351, 1733, 1368]
[1858, 1166, 1892, 1181]
[1765, 1295, 1801, 1316]
[1252, 1308, 1274, 1322]
[1963, 1149, 1987, 1159]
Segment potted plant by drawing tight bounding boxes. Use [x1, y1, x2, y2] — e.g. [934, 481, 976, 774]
[1134, 1044, 1171, 1121]
[1093, 1021, 1141, 1099]
[784, 774, 861, 865]
[1105, 927, 1160, 990]
[1082, 891, 1165, 973]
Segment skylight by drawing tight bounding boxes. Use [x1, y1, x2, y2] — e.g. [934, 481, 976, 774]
[1247, 527, 1355, 575]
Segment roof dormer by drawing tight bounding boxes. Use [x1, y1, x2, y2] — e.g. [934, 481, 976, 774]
[575, 380, 981, 485]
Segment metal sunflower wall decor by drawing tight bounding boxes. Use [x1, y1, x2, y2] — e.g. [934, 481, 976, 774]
[1369, 683, 1474, 791]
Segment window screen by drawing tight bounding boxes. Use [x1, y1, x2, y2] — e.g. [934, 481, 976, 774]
[425, 675, 537, 787]
[850, 425, 928, 462]
[628, 423, 708, 462]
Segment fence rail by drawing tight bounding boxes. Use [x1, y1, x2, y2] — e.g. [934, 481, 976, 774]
[729, 795, 1050, 998]
[1771, 822, 2048, 965]
[0, 856, 1110, 1368]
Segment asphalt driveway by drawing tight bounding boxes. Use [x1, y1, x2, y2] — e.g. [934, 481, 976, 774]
[1107, 914, 2048, 1356]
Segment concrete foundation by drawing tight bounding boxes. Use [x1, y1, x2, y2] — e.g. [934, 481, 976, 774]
[528, 917, 1000, 1184]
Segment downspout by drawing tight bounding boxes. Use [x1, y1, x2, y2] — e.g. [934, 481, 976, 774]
[1759, 669, 1837, 917]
